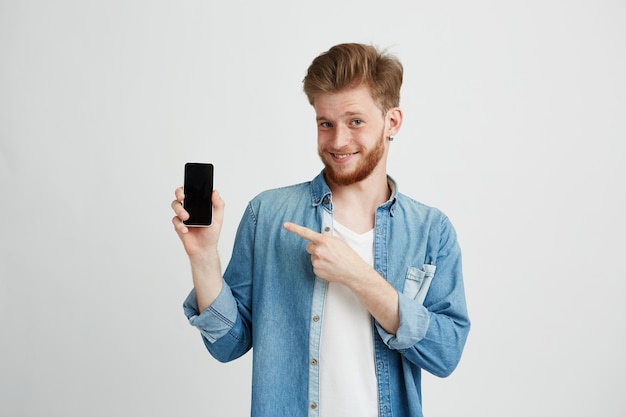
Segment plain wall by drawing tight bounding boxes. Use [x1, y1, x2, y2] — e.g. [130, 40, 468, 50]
[1, 1, 625, 416]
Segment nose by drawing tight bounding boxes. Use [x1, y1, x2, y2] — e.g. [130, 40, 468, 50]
[329, 125, 351, 149]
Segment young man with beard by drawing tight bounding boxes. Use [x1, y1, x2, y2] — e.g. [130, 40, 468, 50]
[171, 43, 470, 417]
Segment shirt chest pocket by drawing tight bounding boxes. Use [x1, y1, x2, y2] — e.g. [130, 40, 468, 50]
[403, 264, 436, 304]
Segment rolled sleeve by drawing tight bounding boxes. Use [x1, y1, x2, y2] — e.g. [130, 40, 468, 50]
[183, 281, 238, 343]
[376, 292, 431, 351]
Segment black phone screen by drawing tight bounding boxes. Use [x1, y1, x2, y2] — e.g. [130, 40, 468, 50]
[183, 162, 214, 226]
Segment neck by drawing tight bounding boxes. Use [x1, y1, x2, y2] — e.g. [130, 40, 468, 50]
[327, 172, 391, 233]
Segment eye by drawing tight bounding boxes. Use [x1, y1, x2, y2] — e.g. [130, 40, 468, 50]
[351, 119, 363, 126]
[320, 121, 333, 128]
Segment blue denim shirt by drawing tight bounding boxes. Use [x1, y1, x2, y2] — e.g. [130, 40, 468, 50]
[183, 171, 470, 417]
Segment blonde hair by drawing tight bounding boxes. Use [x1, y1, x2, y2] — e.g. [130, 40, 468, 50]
[303, 43, 403, 114]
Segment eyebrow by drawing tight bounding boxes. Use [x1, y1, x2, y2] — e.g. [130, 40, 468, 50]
[316, 111, 363, 122]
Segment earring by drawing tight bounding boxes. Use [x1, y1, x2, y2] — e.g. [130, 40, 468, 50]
[388, 135, 395, 141]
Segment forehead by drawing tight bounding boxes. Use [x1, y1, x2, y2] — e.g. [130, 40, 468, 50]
[313, 85, 380, 118]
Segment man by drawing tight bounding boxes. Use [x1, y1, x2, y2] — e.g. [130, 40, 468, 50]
[171, 43, 470, 417]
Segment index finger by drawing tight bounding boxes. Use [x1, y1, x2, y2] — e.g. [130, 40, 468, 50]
[175, 186, 185, 201]
[283, 222, 321, 242]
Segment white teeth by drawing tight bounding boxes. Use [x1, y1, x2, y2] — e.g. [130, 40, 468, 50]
[333, 153, 353, 159]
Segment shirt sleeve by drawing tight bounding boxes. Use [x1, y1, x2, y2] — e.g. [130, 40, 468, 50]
[183, 281, 238, 343]
[375, 293, 431, 349]
[376, 215, 471, 378]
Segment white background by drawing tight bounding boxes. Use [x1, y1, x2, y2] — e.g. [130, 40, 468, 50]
[1, 1, 625, 416]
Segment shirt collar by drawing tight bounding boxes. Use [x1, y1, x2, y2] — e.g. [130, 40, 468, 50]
[310, 170, 398, 214]
[310, 170, 332, 208]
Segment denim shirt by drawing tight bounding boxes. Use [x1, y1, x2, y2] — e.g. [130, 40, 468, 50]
[183, 171, 470, 417]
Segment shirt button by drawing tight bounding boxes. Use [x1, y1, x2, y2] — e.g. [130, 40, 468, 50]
[311, 359, 317, 365]
[323, 198, 330, 205]
[311, 403, 317, 410]
[312, 315, 319, 322]
[324, 226, 330, 233]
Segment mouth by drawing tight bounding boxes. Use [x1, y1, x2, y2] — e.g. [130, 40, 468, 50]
[331, 152, 358, 161]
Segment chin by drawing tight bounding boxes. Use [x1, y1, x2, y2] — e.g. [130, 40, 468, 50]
[324, 165, 374, 186]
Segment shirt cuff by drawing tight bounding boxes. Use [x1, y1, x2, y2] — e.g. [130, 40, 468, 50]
[376, 292, 431, 350]
[182, 281, 238, 343]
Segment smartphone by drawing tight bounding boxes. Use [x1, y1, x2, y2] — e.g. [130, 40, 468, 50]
[183, 162, 214, 226]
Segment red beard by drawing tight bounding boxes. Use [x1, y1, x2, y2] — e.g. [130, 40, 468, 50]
[319, 131, 385, 186]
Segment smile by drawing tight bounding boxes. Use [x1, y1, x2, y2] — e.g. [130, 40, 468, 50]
[331, 152, 357, 159]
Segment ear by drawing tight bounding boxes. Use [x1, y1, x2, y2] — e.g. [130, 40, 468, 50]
[385, 107, 403, 137]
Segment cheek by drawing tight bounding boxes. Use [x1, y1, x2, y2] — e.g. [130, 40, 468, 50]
[316, 135, 325, 149]
[317, 131, 334, 147]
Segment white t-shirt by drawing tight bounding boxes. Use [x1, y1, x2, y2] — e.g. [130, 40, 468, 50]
[319, 220, 378, 417]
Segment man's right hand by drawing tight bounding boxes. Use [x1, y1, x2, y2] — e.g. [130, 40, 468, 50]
[172, 186, 226, 311]
[171, 187, 225, 261]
